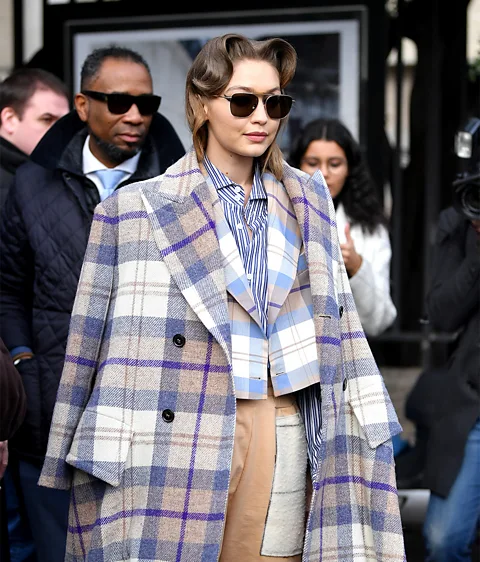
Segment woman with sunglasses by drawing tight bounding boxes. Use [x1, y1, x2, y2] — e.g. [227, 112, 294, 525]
[289, 117, 397, 337]
[39, 34, 405, 562]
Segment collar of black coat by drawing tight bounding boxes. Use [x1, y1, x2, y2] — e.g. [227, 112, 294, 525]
[29, 109, 185, 178]
[0, 136, 29, 175]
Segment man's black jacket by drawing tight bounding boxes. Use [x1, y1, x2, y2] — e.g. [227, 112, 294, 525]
[406, 206, 480, 497]
[0, 110, 185, 463]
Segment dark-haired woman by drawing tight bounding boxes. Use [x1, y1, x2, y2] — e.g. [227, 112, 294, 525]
[289, 117, 397, 336]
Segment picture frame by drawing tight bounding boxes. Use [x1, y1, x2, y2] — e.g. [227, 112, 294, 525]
[67, 6, 367, 157]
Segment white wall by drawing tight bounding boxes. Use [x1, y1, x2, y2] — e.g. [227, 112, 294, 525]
[0, 0, 14, 79]
[0, 0, 43, 79]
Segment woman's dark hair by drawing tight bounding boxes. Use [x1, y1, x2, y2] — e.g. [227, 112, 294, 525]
[289, 117, 387, 233]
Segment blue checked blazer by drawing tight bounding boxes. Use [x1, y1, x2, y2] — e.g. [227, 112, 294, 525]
[40, 148, 406, 562]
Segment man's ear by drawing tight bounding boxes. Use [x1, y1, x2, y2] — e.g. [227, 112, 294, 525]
[0, 107, 19, 135]
[74, 93, 88, 123]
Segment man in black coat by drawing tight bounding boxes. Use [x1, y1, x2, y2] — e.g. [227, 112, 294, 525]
[419, 206, 480, 561]
[0, 46, 185, 562]
[0, 66, 69, 562]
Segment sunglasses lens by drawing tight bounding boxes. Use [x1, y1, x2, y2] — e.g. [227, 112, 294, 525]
[107, 94, 133, 115]
[107, 94, 161, 116]
[229, 94, 258, 117]
[266, 95, 293, 119]
[137, 95, 161, 116]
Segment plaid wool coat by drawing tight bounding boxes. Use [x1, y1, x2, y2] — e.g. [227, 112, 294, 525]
[39, 149, 406, 562]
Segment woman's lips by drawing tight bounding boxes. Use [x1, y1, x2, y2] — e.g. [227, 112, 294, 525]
[245, 133, 267, 143]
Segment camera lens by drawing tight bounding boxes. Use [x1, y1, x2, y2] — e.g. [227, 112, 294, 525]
[456, 182, 480, 221]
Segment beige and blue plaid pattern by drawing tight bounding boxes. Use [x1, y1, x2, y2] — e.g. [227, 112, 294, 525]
[40, 149, 405, 561]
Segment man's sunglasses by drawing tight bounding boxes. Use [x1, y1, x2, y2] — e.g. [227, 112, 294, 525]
[82, 90, 161, 116]
[218, 93, 294, 119]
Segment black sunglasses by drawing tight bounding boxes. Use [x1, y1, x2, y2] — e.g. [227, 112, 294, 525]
[218, 93, 294, 119]
[82, 90, 161, 116]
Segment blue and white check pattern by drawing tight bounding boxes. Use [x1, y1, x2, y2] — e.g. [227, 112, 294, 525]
[204, 165, 321, 400]
[204, 156, 268, 334]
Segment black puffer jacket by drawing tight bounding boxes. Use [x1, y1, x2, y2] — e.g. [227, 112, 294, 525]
[0, 110, 185, 463]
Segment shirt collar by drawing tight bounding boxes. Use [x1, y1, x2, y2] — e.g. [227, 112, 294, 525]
[203, 155, 266, 200]
[82, 135, 141, 176]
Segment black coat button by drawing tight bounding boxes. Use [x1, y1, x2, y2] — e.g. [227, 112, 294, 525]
[342, 378, 348, 391]
[339, 306, 344, 318]
[173, 334, 186, 347]
[162, 409, 175, 423]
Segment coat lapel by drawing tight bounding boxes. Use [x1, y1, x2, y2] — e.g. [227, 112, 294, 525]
[264, 174, 302, 328]
[281, 164, 339, 318]
[139, 150, 231, 362]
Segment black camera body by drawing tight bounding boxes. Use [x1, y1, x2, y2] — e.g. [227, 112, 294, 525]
[453, 117, 480, 221]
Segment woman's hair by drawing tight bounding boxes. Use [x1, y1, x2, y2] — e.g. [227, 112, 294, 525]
[289, 117, 387, 233]
[185, 33, 297, 180]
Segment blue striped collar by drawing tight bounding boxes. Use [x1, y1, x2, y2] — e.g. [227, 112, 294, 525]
[203, 156, 266, 201]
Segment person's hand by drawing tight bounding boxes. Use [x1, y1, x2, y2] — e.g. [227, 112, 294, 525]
[340, 223, 363, 278]
[0, 441, 8, 479]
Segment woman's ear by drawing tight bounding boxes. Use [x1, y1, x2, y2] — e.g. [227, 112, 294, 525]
[201, 97, 209, 120]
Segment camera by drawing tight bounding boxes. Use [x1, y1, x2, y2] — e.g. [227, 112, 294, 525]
[453, 117, 480, 221]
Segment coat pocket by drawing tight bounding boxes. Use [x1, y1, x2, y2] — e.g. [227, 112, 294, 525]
[66, 409, 133, 487]
[345, 375, 401, 449]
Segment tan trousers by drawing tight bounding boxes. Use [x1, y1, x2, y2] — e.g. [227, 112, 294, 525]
[219, 383, 309, 562]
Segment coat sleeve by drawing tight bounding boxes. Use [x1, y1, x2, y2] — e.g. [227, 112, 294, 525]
[336, 251, 402, 447]
[0, 177, 35, 351]
[347, 225, 397, 336]
[38, 201, 116, 490]
[311, 170, 402, 447]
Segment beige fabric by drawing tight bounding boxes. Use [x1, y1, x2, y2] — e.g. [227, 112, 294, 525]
[219, 383, 309, 562]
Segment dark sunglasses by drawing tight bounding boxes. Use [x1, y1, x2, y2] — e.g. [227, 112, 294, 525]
[82, 90, 161, 116]
[219, 93, 294, 119]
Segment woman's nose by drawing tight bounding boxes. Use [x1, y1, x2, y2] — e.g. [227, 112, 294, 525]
[319, 164, 329, 177]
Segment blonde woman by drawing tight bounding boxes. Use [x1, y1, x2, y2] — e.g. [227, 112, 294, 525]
[40, 34, 405, 561]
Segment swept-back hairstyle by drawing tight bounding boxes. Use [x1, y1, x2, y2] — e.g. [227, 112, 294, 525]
[80, 45, 152, 90]
[185, 33, 297, 180]
[289, 117, 387, 233]
[0, 68, 69, 123]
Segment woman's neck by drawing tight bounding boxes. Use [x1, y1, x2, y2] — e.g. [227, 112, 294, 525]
[206, 149, 254, 194]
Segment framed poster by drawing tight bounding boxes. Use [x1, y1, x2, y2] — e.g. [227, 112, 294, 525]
[67, 7, 367, 158]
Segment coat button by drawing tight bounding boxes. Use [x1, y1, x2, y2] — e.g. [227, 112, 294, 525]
[173, 334, 186, 347]
[162, 409, 175, 423]
[342, 378, 348, 391]
[339, 306, 344, 318]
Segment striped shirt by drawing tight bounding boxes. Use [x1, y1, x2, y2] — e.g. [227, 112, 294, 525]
[204, 157, 269, 334]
